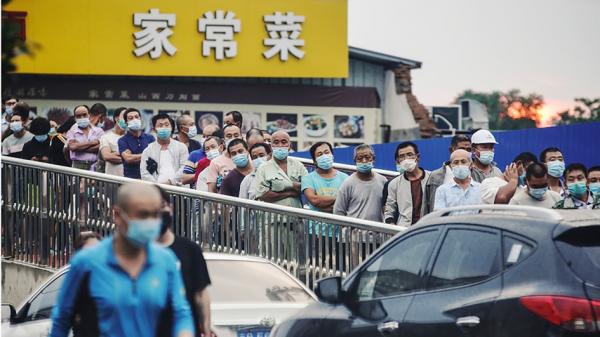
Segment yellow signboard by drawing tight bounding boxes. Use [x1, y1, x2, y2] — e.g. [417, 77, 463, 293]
[5, 0, 348, 78]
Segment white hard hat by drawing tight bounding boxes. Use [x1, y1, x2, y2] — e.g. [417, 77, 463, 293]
[471, 129, 499, 145]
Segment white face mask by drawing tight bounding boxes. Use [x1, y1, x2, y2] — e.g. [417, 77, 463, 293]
[399, 159, 417, 172]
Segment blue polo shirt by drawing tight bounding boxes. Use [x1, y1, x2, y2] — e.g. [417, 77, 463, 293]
[183, 149, 206, 174]
[49, 237, 194, 337]
[118, 132, 155, 179]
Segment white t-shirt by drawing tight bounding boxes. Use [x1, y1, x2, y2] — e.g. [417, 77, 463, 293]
[195, 168, 209, 192]
[480, 177, 509, 204]
[99, 131, 123, 176]
[157, 149, 176, 184]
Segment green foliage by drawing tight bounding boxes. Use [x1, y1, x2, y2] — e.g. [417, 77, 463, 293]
[555, 98, 600, 125]
[2, 0, 30, 80]
[454, 89, 544, 130]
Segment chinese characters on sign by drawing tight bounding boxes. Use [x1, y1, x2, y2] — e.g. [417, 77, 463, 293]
[133, 9, 305, 61]
[133, 9, 177, 59]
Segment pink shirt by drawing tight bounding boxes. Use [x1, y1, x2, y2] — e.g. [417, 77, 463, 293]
[66, 124, 104, 162]
[206, 154, 235, 184]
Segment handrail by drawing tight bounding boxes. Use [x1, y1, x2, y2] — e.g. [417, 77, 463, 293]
[290, 156, 399, 180]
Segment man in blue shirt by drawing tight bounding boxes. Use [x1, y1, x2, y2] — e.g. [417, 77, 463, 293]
[434, 149, 482, 211]
[118, 108, 155, 179]
[50, 182, 194, 337]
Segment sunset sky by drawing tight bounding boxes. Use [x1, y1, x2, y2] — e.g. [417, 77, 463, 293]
[348, 0, 600, 125]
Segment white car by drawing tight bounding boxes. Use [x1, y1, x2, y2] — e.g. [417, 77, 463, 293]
[1, 252, 316, 337]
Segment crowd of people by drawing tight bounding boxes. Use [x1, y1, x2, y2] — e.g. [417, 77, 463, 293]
[2, 98, 599, 231]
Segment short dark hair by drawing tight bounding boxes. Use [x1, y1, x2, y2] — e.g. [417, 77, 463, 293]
[225, 110, 243, 124]
[250, 142, 271, 154]
[29, 117, 51, 136]
[73, 104, 90, 115]
[395, 141, 419, 160]
[57, 116, 76, 134]
[227, 138, 248, 154]
[203, 135, 223, 150]
[526, 162, 547, 180]
[75, 231, 101, 252]
[513, 152, 537, 165]
[90, 103, 107, 117]
[151, 113, 175, 132]
[124, 108, 141, 122]
[112, 107, 127, 122]
[565, 163, 587, 178]
[3, 96, 18, 104]
[309, 141, 333, 161]
[450, 134, 470, 147]
[588, 166, 600, 177]
[539, 147, 562, 163]
[11, 102, 30, 122]
[223, 123, 240, 135]
[260, 129, 270, 136]
[246, 128, 263, 139]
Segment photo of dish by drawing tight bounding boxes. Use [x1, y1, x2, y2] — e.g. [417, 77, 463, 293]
[265, 113, 298, 136]
[303, 115, 328, 138]
[334, 115, 364, 139]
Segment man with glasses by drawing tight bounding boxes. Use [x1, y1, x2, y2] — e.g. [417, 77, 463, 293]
[334, 144, 387, 222]
[384, 142, 430, 227]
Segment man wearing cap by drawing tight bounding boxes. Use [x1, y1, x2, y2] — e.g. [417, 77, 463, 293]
[470, 129, 502, 183]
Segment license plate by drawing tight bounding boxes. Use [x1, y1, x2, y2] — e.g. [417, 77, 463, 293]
[237, 329, 271, 337]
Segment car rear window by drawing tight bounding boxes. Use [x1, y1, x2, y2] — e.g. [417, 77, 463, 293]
[207, 260, 313, 303]
[554, 226, 600, 286]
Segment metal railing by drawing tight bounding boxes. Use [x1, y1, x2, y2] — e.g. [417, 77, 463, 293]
[1, 157, 402, 288]
[291, 156, 400, 180]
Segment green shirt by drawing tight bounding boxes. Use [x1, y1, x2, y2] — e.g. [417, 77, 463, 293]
[254, 157, 308, 208]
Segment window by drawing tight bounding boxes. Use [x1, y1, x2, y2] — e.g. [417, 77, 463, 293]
[503, 235, 534, 268]
[429, 229, 500, 289]
[356, 230, 439, 300]
[25, 272, 66, 321]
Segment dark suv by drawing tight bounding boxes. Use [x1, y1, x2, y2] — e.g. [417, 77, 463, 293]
[272, 205, 600, 337]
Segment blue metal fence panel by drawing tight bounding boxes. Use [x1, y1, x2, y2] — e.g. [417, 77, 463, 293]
[294, 122, 600, 171]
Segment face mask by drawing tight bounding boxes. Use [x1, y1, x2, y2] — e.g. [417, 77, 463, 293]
[477, 151, 494, 165]
[125, 217, 161, 247]
[5, 107, 13, 116]
[156, 127, 172, 140]
[316, 154, 334, 170]
[224, 138, 233, 149]
[232, 153, 249, 168]
[206, 149, 220, 160]
[97, 121, 105, 129]
[396, 164, 406, 175]
[76, 117, 90, 129]
[357, 162, 373, 173]
[589, 182, 600, 195]
[117, 119, 127, 130]
[48, 127, 57, 136]
[273, 147, 289, 161]
[34, 134, 48, 142]
[252, 157, 266, 169]
[528, 187, 547, 200]
[399, 159, 417, 173]
[128, 119, 142, 131]
[186, 126, 198, 138]
[567, 181, 587, 198]
[10, 121, 23, 133]
[518, 173, 526, 186]
[160, 210, 172, 236]
[547, 160, 565, 178]
[452, 165, 471, 180]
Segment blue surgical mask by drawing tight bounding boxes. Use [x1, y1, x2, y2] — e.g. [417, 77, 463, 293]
[9, 121, 23, 133]
[48, 127, 57, 136]
[232, 153, 249, 168]
[528, 187, 547, 200]
[128, 119, 142, 131]
[273, 147, 289, 161]
[452, 165, 471, 180]
[34, 134, 48, 142]
[477, 151, 494, 165]
[117, 119, 127, 130]
[252, 157, 266, 169]
[5, 107, 13, 116]
[518, 173, 526, 186]
[316, 154, 333, 170]
[547, 160, 565, 178]
[589, 182, 600, 195]
[125, 217, 161, 247]
[567, 181, 587, 198]
[186, 126, 198, 138]
[396, 164, 406, 175]
[76, 117, 90, 129]
[206, 149, 220, 160]
[97, 121, 105, 129]
[357, 162, 373, 173]
[156, 127, 172, 140]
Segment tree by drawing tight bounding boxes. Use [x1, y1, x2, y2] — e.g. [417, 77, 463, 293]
[454, 89, 544, 130]
[2, 0, 31, 81]
[555, 98, 600, 125]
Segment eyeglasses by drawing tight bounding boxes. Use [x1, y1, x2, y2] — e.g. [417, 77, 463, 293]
[397, 153, 417, 161]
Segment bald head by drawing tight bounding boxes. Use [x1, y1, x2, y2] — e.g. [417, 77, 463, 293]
[116, 182, 161, 212]
[202, 124, 220, 137]
[450, 149, 472, 167]
[271, 130, 291, 150]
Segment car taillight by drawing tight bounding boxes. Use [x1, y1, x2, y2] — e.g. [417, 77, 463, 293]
[592, 300, 600, 331]
[520, 296, 598, 332]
